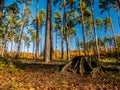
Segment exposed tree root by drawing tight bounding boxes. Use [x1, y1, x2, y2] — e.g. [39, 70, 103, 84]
[61, 56, 106, 78]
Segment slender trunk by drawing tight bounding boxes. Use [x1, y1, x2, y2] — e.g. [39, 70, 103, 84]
[33, 41, 35, 54]
[69, 36, 71, 58]
[27, 45, 29, 58]
[11, 41, 13, 52]
[81, 1, 87, 57]
[61, 2, 65, 59]
[61, 29, 64, 59]
[107, 27, 112, 55]
[56, 30, 58, 59]
[17, 3, 25, 54]
[36, 0, 39, 59]
[87, 42, 90, 57]
[12, 36, 14, 52]
[0, 0, 4, 25]
[100, 27, 106, 53]
[66, 31, 70, 61]
[107, 9, 117, 50]
[90, 0, 100, 59]
[44, 0, 51, 62]
[63, 0, 70, 61]
[4, 21, 10, 53]
[40, 26, 42, 55]
[75, 36, 78, 56]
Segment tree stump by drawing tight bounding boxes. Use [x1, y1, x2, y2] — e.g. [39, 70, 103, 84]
[61, 56, 105, 78]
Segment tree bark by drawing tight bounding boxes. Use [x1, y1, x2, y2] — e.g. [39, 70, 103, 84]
[0, 0, 4, 25]
[36, 0, 39, 59]
[81, 0, 87, 57]
[66, 31, 71, 61]
[40, 26, 42, 55]
[61, 29, 64, 59]
[63, 0, 70, 61]
[50, 0, 53, 61]
[61, 6, 64, 59]
[55, 30, 58, 59]
[44, 0, 52, 62]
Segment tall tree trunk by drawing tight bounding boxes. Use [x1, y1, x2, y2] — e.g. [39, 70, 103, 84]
[90, 0, 100, 59]
[17, 3, 25, 54]
[75, 36, 78, 56]
[33, 41, 36, 58]
[40, 26, 42, 55]
[63, 0, 70, 61]
[36, 0, 39, 59]
[50, 0, 53, 61]
[61, 29, 64, 59]
[44, 0, 52, 62]
[81, 0, 87, 57]
[33, 41, 35, 54]
[66, 31, 71, 61]
[60, 1, 65, 59]
[55, 30, 58, 59]
[0, 0, 4, 25]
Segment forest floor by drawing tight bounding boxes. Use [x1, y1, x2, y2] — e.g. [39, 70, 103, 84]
[0, 58, 120, 90]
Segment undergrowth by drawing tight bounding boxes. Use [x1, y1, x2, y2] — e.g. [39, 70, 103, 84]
[0, 58, 22, 74]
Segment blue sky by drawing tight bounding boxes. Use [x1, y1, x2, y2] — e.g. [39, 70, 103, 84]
[5, 0, 120, 52]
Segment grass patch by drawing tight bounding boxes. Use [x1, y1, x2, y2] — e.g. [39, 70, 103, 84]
[0, 58, 22, 74]
[98, 58, 120, 80]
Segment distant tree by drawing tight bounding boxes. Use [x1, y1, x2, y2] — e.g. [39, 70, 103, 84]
[28, 29, 36, 54]
[84, 0, 100, 59]
[78, 0, 89, 56]
[4, 2, 19, 53]
[53, 0, 64, 59]
[99, 0, 117, 51]
[23, 32, 30, 53]
[38, 9, 46, 55]
[96, 18, 103, 39]
[104, 16, 113, 53]
[16, 0, 32, 57]
[54, 10, 62, 59]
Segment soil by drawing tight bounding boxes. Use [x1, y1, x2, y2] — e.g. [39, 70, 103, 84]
[0, 60, 120, 90]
